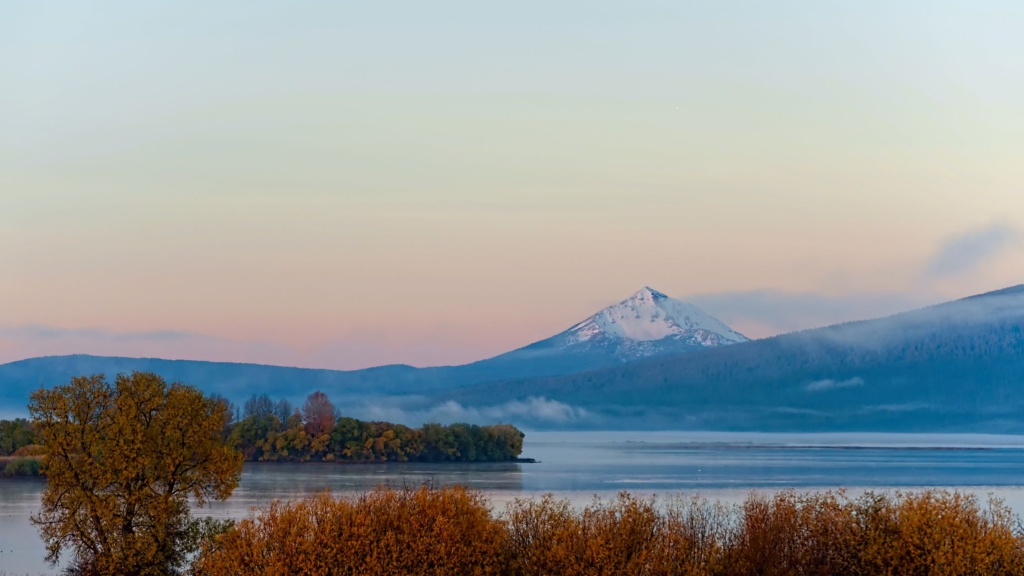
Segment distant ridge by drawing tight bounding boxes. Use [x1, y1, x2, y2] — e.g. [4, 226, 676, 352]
[6, 285, 1023, 432]
[962, 283, 1024, 300]
[442, 284, 1024, 432]
[0, 288, 745, 412]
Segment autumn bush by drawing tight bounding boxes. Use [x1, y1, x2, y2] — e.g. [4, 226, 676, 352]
[195, 485, 506, 576]
[862, 490, 1024, 575]
[502, 492, 733, 576]
[0, 456, 41, 477]
[11, 443, 45, 457]
[648, 495, 733, 576]
[194, 486, 1024, 576]
[723, 490, 1024, 576]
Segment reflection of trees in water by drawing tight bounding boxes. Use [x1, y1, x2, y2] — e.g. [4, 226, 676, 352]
[201, 462, 525, 518]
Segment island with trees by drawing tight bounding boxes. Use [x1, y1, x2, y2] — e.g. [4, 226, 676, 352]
[228, 390, 525, 463]
[1, 385, 527, 479]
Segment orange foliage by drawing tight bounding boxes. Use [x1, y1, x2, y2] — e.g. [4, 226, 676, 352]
[302, 391, 336, 438]
[724, 490, 1024, 576]
[195, 485, 505, 576]
[195, 487, 1024, 576]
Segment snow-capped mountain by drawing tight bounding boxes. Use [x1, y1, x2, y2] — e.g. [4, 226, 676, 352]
[0, 287, 749, 412]
[566, 287, 747, 349]
[497, 287, 748, 364]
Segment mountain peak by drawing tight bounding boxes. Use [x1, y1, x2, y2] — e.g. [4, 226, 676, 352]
[629, 286, 668, 301]
[561, 288, 748, 355]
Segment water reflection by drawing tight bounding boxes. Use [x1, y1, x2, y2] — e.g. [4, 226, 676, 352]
[0, 478, 49, 576]
[206, 461, 525, 515]
[522, 431, 1024, 492]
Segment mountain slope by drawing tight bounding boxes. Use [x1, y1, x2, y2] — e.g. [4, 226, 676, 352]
[465, 287, 746, 374]
[0, 288, 744, 412]
[441, 285, 1024, 432]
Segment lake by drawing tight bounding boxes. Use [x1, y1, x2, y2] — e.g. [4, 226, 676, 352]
[4, 431, 1024, 575]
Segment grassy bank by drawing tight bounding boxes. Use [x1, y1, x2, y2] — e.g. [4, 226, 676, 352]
[196, 485, 1024, 575]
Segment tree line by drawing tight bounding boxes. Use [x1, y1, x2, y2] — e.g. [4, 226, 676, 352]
[227, 391, 524, 463]
[0, 417, 36, 455]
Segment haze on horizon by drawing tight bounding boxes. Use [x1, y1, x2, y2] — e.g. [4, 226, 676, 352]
[2, 1, 1023, 370]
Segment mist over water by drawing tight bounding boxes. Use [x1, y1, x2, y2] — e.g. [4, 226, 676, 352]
[4, 431, 1024, 575]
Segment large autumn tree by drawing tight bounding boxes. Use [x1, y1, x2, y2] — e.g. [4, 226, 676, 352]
[29, 372, 243, 576]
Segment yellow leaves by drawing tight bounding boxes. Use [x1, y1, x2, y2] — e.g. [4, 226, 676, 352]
[28, 371, 243, 575]
[725, 489, 1024, 576]
[308, 432, 330, 459]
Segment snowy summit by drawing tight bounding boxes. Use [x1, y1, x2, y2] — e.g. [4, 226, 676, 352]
[504, 287, 748, 365]
[566, 287, 747, 349]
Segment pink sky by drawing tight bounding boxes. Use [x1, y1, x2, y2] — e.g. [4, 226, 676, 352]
[3, 3, 1023, 369]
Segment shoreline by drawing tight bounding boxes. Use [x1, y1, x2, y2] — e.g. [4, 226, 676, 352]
[238, 456, 538, 466]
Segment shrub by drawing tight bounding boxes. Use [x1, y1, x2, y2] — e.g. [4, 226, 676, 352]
[648, 494, 732, 576]
[2, 457, 41, 477]
[502, 494, 587, 575]
[11, 443, 45, 457]
[722, 490, 1024, 576]
[194, 487, 1024, 576]
[196, 485, 506, 575]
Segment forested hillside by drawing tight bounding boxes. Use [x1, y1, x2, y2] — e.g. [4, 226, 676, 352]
[444, 286, 1024, 432]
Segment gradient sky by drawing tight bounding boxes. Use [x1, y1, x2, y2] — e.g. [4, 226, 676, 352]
[2, 1, 1023, 369]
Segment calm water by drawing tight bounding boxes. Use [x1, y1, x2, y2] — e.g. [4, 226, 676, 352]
[4, 431, 1024, 575]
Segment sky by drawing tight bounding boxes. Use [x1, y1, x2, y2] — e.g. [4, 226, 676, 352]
[2, 1, 1023, 369]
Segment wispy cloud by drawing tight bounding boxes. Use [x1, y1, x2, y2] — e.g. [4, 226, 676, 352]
[688, 291, 926, 339]
[4, 325, 205, 344]
[861, 403, 935, 413]
[0, 325, 296, 366]
[806, 377, 865, 392]
[356, 396, 588, 426]
[924, 224, 1021, 280]
[0, 324, 506, 371]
